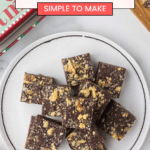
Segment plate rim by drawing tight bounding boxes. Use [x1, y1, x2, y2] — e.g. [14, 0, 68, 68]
[0, 31, 149, 150]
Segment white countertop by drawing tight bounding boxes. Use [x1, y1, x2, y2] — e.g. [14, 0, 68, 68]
[0, 9, 150, 150]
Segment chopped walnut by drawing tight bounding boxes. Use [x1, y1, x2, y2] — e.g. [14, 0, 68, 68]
[71, 80, 78, 86]
[115, 86, 121, 92]
[122, 113, 129, 117]
[24, 74, 36, 83]
[49, 89, 58, 102]
[118, 68, 121, 71]
[92, 131, 96, 135]
[100, 100, 106, 104]
[127, 123, 131, 127]
[57, 112, 61, 116]
[77, 139, 86, 146]
[110, 132, 118, 140]
[75, 101, 83, 112]
[119, 135, 124, 140]
[80, 89, 90, 97]
[80, 98, 84, 102]
[124, 127, 130, 132]
[47, 128, 54, 136]
[111, 127, 115, 131]
[98, 80, 106, 88]
[43, 121, 49, 128]
[89, 87, 97, 98]
[83, 74, 88, 79]
[28, 96, 32, 99]
[66, 98, 72, 106]
[79, 123, 85, 129]
[85, 64, 89, 69]
[98, 143, 104, 150]
[51, 143, 57, 150]
[83, 114, 88, 120]
[59, 89, 64, 96]
[74, 74, 79, 79]
[60, 132, 63, 136]
[50, 112, 56, 116]
[65, 88, 69, 91]
[68, 132, 76, 140]
[64, 59, 76, 73]
[40, 81, 43, 85]
[80, 86, 97, 98]
[106, 77, 112, 84]
[28, 90, 33, 95]
[72, 141, 76, 146]
[78, 114, 83, 120]
[78, 114, 88, 120]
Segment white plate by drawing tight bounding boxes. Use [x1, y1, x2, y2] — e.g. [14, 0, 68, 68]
[0, 32, 150, 150]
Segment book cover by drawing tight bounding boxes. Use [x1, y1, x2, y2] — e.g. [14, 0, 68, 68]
[0, 0, 36, 42]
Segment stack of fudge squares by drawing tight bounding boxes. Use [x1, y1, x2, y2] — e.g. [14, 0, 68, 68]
[21, 53, 136, 150]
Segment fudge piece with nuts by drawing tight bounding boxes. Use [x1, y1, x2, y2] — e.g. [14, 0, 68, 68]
[78, 80, 112, 119]
[24, 116, 36, 149]
[62, 97, 94, 130]
[62, 53, 95, 87]
[41, 84, 71, 117]
[66, 127, 105, 150]
[87, 127, 105, 150]
[25, 115, 65, 150]
[24, 116, 41, 150]
[96, 62, 126, 98]
[96, 100, 136, 141]
[21, 73, 54, 104]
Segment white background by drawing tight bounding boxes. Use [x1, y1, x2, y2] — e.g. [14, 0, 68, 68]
[16, 0, 134, 8]
[0, 9, 150, 150]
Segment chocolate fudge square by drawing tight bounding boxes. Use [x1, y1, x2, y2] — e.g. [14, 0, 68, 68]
[21, 73, 54, 104]
[96, 100, 136, 141]
[78, 80, 112, 119]
[41, 84, 71, 117]
[25, 116, 40, 150]
[25, 115, 65, 150]
[25, 116, 36, 147]
[66, 127, 105, 150]
[96, 62, 126, 98]
[62, 97, 94, 130]
[96, 143, 107, 150]
[87, 127, 105, 150]
[62, 53, 95, 87]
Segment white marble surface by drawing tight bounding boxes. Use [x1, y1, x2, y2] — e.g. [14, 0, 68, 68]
[0, 9, 150, 150]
